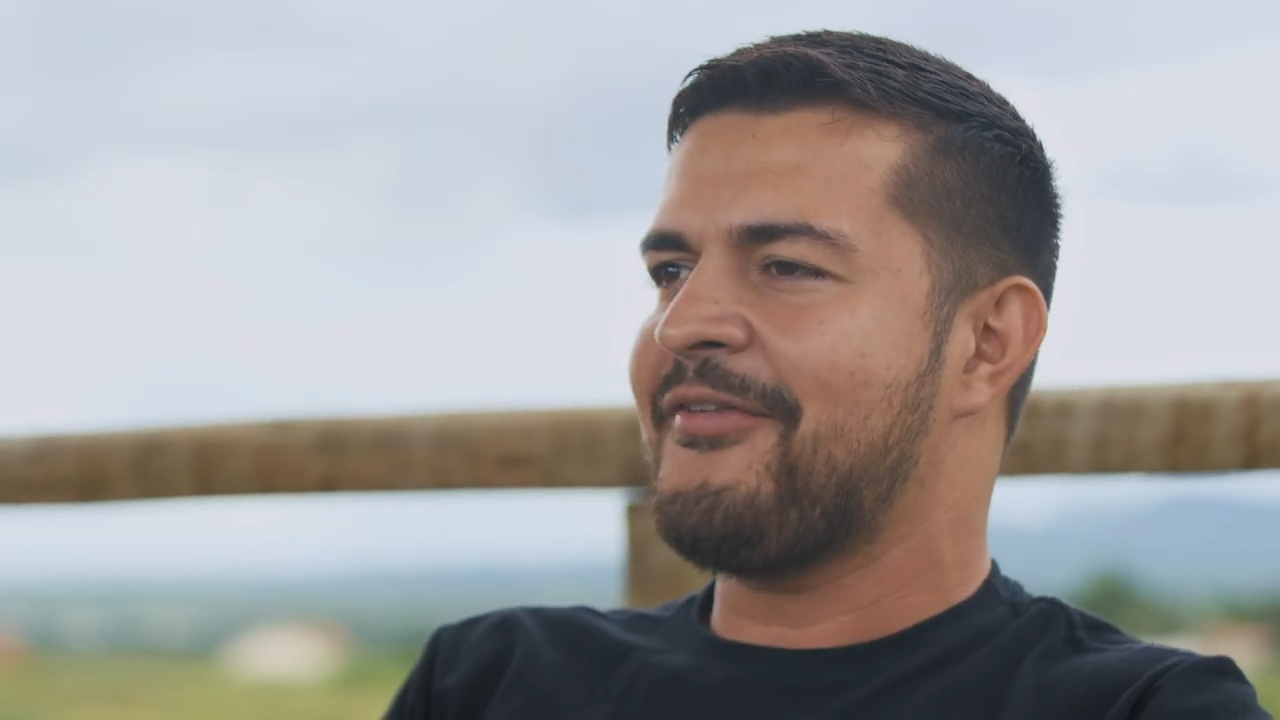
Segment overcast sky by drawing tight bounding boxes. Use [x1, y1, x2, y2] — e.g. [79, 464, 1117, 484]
[0, 1, 1277, 582]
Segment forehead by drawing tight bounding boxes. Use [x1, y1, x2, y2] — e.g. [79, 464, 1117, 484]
[655, 107, 915, 246]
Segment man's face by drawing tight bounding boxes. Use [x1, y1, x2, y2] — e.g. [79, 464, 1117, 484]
[629, 107, 947, 580]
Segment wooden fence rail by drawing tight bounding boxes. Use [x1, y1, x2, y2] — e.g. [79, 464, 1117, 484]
[1, 380, 1277, 505]
[1, 379, 1277, 606]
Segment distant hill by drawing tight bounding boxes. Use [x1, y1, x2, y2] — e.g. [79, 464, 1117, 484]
[992, 497, 1280, 600]
[0, 564, 622, 653]
[2, 497, 1278, 652]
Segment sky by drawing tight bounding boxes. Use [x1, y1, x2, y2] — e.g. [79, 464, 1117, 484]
[0, 0, 1278, 583]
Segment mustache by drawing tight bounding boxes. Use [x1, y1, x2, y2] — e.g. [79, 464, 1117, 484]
[650, 358, 803, 433]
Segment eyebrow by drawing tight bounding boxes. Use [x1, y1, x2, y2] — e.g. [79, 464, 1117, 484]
[639, 221, 857, 256]
[638, 230, 692, 255]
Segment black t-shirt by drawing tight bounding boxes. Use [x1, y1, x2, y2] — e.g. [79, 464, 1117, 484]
[385, 564, 1271, 719]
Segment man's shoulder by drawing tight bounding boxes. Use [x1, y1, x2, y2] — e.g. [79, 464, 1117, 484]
[433, 603, 616, 651]
[384, 596, 698, 719]
[1012, 591, 1212, 673]
[1007, 593, 1270, 717]
[432, 593, 695, 663]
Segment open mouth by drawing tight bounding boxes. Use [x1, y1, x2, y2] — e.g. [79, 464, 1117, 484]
[660, 388, 772, 439]
[681, 402, 747, 413]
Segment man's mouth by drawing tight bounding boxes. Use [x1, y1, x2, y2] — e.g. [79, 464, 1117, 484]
[682, 402, 736, 413]
[647, 358, 803, 438]
[660, 388, 773, 439]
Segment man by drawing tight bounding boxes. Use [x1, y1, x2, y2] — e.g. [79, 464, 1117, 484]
[386, 31, 1271, 719]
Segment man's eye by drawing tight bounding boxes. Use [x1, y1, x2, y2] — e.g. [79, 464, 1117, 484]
[763, 260, 826, 280]
[648, 262, 690, 288]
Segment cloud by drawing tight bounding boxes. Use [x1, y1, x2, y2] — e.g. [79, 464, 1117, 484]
[980, 42, 1280, 387]
[0, 211, 657, 434]
[0, 2, 1277, 580]
[0, 489, 628, 582]
[0, 2, 1278, 436]
[4, 0, 1278, 222]
[1093, 151, 1273, 205]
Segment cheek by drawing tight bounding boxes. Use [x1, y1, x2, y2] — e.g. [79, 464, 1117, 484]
[629, 316, 667, 418]
[775, 311, 921, 417]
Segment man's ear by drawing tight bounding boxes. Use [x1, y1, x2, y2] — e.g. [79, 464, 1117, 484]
[950, 276, 1048, 419]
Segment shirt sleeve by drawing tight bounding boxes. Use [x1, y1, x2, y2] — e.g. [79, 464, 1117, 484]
[383, 630, 444, 720]
[1134, 655, 1273, 719]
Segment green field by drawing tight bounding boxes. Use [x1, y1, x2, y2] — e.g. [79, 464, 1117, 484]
[0, 653, 1276, 719]
[0, 653, 416, 720]
[1257, 670, 1280, 716]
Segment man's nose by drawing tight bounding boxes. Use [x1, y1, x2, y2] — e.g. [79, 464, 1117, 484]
[653, 268, 751, 362]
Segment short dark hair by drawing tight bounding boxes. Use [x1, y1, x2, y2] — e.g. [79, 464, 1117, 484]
[666, 30, 1061, 446]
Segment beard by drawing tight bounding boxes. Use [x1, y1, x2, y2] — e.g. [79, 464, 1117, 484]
[647, 346, 943, 582]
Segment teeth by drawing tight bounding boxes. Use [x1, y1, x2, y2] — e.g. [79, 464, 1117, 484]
[686, 403, 724, 412]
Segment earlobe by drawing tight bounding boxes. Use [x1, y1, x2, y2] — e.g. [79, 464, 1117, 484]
[952, 278, 1048, 418]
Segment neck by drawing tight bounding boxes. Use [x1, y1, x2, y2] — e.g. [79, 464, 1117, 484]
[708, 499, 991, 649]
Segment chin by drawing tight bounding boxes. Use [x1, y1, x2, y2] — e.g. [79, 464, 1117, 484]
[650, 434, 773, 492]
[652, 467, 729, 493]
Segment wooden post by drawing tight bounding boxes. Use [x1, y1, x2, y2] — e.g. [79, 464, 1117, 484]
[626, 491, 711, 608]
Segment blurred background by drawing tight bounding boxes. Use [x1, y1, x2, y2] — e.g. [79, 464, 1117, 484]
[1, 1, 1279, 717]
